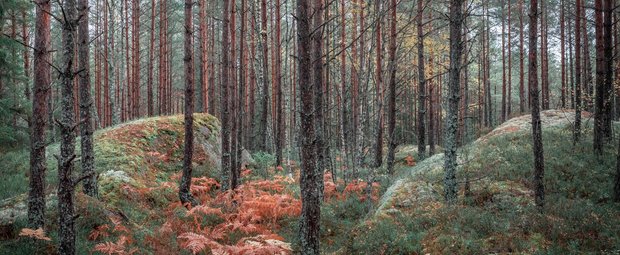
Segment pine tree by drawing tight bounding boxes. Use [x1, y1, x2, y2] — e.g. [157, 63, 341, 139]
[529, 0, 545, 209]
[297, 0, 320, 252]
[179, 0, 199, 207]
[78, 0, 98, 197]
[28, 0, 52, 229]
[444, 0, 464, 204]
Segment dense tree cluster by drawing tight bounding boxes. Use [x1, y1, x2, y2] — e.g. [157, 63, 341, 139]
[1, 0, 620, 253]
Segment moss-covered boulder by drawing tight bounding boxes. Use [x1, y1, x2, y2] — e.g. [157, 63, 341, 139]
[0, 114, 221, 254]
[354, 110, 620, 254]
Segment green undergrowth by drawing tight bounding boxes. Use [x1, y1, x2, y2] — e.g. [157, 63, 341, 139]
[348, 120, 620, 254]
[0, 113, 220, 254]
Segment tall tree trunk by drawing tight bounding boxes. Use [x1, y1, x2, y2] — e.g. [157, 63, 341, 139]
[595, 0, 614, 154]
[529, 0, 545, 209]
[569, 17, 575, 109]
[58, 0, 79, 252]
[159, 0, 165, 115]
[108, 0, 116, 126]
[147, 0, 155, 116]
[95, 2, 101, 125]
[386, 0, 397, 174]
[239, 0, 247, 152]
[501, 0, 507, 122]
[575, 0, 583, 144]
[560, 0, 566, 108]
[357, 0, 367, 168]
[248, 1, 258, 150]
[615, 10, 620, 121]
[540, 0, 549, 110]
[353, 0, 370, 170]
[428, 52, 435, 154]
[197, 0, 206, 113]
[594, 0, 605, 153]
[484, 0, 492, 126]
[22, 11, 31, 100]
[297, 0, 320, 252]
[79, 0, 98, 197]
[221, 0, 231, 191]
[352, 0, 362, 170]
[340, 0, 348, 177]
[28, 0, 51, 229]
[584, 10, 594, 112]
[417, 0, 426, 159]
[507, 3, 512, 116]
[124, 0, 131, 120]
[275, 0, 285, 167]
[444, 0, 463, 204]
[519, 0, 525, 113]
[372, 0, 384, 168]
[313, 0, 326, 196]
[179, 0, 198, 207]
[603, 0, 613, 138]
[132, 0, 140, 118]
[229, 0, 239, 190]
[209, 17, 216, 116]
[258, 0, 270, 152]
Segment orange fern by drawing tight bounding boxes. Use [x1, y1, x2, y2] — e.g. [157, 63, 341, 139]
[93, 235, 137, 255]
[18, 228, 51, 241]
[178, 232, 218, 255]
[88, 224, 111, 241]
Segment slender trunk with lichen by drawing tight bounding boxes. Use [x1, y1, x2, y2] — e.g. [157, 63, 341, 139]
[58, 0, 78, 252]
[313, 0, 326, 200]
[444, 0, 463, 204]
[79, 0, 98, 197]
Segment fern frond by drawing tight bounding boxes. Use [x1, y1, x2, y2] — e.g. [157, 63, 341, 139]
[178, 232, 217, 255]
[18, 228, 51, 241]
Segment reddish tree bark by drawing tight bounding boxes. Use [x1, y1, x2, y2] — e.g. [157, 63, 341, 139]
[179, 0, 198, 206]
[386, 0, 397, 174]
[147, 0, 155, 116]
[28, 0, 51, 229]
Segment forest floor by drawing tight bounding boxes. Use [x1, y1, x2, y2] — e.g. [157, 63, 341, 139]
[352, 110, 620, 254]
[0, 110, 618, 254]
